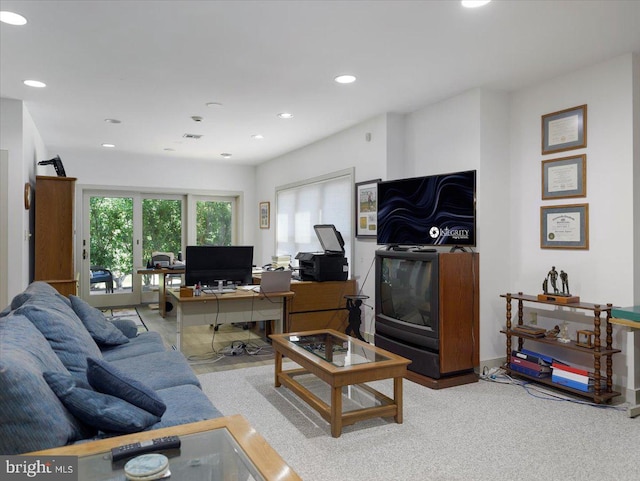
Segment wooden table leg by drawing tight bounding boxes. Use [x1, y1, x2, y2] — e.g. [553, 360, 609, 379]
[394, 376, 403, 424]
[331, 386, 342, 437]
[274, 350, 282, 387]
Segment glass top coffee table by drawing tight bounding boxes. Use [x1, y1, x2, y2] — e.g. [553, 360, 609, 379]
[30, 415, 301, 481]
[269, 329, 411, 437]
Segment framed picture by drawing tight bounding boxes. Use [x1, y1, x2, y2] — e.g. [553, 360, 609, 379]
[259, 201, 270, 229]
[540, 203, 589, 250]
[355, 179, 380, 238]
[542, 154, 586, 200]
[541, 104, 587, 155]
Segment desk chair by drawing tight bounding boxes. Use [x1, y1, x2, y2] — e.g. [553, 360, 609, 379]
[90, 266, 114, 293]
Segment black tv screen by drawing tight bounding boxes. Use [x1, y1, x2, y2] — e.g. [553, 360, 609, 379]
[185, 245, 253, 287]
[377, 170, 476, 246]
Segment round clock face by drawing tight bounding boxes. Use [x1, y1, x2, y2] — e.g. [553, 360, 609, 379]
[24, 182, 32, 209]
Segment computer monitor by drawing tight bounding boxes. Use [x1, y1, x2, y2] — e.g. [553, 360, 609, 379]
[185, 246, 254, 288]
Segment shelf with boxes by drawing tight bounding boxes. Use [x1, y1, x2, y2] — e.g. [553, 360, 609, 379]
[500, 292, 621, 404]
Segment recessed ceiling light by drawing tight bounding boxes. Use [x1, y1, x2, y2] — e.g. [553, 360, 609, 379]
[23, 79, 46, 88]
[277, 113, 293, 119]
[164, 148, 175, 152]
[251, 134, 264, 140]
[220, 153, 232, 158]
[334, 74, 356, 84]
[206, 102, 223, 108]
[0, 11, 27, 25]
[461, 0, 491, 8]
[104, 118, 121, 124]
[101, 143, 115, 148]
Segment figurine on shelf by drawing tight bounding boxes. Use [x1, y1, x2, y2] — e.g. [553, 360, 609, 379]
[560, 270, 570, 295]
[558, 321, 571, 343]
[545, 325, 560, 339]
[547, 266, 559, 294]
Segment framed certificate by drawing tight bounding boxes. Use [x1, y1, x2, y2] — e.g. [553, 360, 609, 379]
[540, 203, 589, 250]
[355, 179, 380, 238]
[542, 105, 587, 155]
[542, 154, 586, 200]
[259, 201, 270, 229]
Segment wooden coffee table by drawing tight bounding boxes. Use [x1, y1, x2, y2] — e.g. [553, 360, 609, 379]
[270, 329, 411, 437]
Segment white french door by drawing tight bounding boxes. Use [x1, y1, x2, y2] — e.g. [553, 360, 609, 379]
[81, 191, 140, 308]
[80, 189, 238, 308]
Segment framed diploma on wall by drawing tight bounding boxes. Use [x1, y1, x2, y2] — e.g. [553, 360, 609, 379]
[542, 154, 586, 200]
[540, 203, 589, 250]
[541, 104, 587, 155]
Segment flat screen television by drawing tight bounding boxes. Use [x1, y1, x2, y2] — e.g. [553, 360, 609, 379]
[377, 170, 476, 247]
[185, 245, 253, 288]
[375, 249, 439, 351]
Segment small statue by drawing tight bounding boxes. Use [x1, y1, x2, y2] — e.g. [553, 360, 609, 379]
[542, 278, 549, 295]
[558, 321, 571, 343]
[560, 270, 570, 295]
[547, 266, 559, 294]
[545, 325, 560, 339]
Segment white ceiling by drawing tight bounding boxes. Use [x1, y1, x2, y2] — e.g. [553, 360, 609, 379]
[1, 1, 639, 166]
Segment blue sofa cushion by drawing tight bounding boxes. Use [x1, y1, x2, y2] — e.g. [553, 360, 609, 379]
[10, 281, 71, 310]
[69, 295, 129, 346]
[87, 358, 166, 417]
[0, 313, 94, 454]
[15, 302, 103, 378]
[101, 331, 166, 362]
[152, 384, 223, 430]
[109, 350, 202, 391]
[44, 372, 160, 434]
[109, 318, 140, 339]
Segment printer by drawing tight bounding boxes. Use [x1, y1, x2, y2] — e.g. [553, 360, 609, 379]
[296, 224, 349, 282]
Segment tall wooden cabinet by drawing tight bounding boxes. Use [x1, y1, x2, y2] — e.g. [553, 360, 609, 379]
[34, 176, 77, 296]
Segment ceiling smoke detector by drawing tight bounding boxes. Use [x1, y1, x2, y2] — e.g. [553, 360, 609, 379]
[183, 133, 202, 139]
[191, 116, 203, 122]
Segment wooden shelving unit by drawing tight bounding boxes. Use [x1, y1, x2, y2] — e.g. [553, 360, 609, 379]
[500, 292, 620, 404]
[34, 176, 77, 296]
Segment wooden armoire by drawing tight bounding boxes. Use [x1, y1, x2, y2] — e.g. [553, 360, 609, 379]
[34, 175, 77, 295]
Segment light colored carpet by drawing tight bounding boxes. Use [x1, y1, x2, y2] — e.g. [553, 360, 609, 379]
[199, 364, 639, 481]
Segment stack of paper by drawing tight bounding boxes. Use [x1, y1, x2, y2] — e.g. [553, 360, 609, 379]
[272, 255, 291, 269]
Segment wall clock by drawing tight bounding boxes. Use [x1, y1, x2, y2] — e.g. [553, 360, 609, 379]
[24, 182, 32, 210]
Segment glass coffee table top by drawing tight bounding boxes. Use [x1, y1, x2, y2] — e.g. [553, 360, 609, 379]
[80, 427, 264, 481]
[287, 331, 390, 367]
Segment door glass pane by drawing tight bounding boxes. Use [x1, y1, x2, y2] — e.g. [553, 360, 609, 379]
[142, 198, 183, 292]
[89, 197, 133, 296]
[196, 200, 232, 246]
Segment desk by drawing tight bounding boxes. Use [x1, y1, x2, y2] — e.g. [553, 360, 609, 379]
[253, 275, 356, 333]
[169, 288, 294, 352]
[611, 306, 640, 418]
[137, 267, 185, 317]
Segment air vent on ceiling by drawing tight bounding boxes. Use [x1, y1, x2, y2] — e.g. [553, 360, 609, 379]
[183, 133, 202, 139]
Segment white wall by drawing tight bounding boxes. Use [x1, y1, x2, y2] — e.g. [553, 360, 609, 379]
[0, 98, 46, 300]
[403, 88, 512, 365]
[509, 54, 636, 386]
[255, 114, 391, 334]
[510, 54, 635, 304]
[53, 149, 258, 270]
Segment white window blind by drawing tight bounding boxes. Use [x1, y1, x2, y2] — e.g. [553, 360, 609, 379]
[276, 171, 352, 267]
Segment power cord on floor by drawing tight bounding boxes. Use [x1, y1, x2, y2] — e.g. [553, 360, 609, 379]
[480, 365, 628, 411]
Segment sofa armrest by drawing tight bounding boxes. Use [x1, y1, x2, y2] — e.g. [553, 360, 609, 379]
[108, 319, 139, 338]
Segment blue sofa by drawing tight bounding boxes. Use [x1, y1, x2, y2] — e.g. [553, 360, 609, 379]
[0, 282, 221, 454]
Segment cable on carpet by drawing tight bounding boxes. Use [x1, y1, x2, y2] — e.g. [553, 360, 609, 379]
[479, 366, 628, 411]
